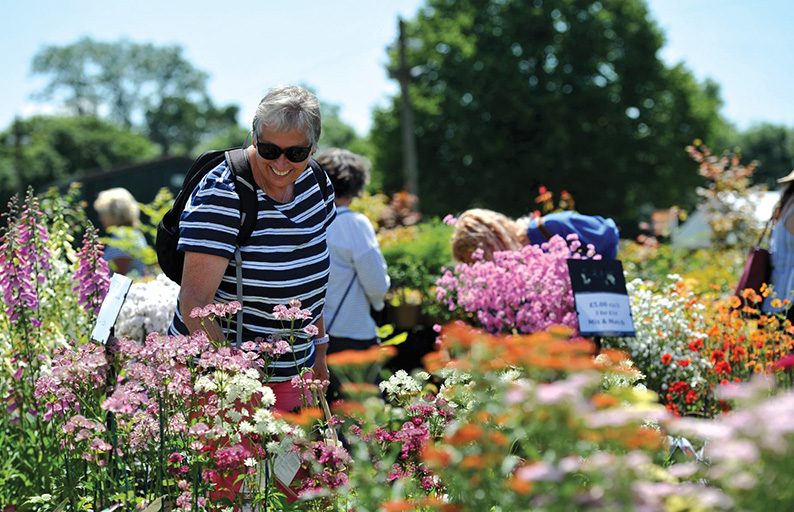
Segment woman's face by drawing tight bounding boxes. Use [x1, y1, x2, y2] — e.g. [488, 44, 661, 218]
[253, 126, 313, 191]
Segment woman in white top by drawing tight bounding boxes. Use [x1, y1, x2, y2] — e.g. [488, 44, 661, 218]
[317, 148, 390, 399]
[763, 170, 794, 316]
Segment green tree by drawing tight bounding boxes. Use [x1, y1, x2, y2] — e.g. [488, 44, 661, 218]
[0, 115, 158, 208]
[31, 37, 239, 154]
[736, 123, 794, 188]
[371, 0, 729, 231]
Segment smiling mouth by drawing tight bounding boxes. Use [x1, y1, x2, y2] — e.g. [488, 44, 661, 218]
[270, 165, 290, 177]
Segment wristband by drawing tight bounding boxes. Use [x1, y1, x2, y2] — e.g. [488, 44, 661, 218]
[313, 335, 330, 346]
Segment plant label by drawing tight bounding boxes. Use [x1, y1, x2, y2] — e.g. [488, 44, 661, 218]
[567, 259, 635, 337]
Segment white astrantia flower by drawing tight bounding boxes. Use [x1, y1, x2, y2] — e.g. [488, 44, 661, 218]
[195, 375, 217, 393]
[500, 368, 522, 382]
[597, 354, 645, 391]
[221, 372, 266, 407]
[413, 371, 431, 382]
[226, 409, 243, 423]
[252, 408, 289, 437]
[115, 274, 180, 341]
[260, 386, 276, 408]
[379, 369, 423, 400]
[436, 367, 472, 386]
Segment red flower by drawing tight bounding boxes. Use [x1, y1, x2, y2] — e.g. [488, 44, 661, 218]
[710, 350, 725, 363]
[714, 361, 732, 374]
[665, 402, 681, 417]
[685, 390, 699, 404]
[688, 338, 704, 352]
[677, 359, 691, 368]
[669, 381, 689, 394]
[661, 353, 672, 365]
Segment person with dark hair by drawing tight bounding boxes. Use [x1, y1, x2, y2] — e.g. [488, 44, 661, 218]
[763, 170, 794, 315]
[168, 85, 335, 411]
[316, 148, 390, 400]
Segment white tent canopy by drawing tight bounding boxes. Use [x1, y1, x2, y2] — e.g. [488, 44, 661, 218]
[671, 190, 781, 249]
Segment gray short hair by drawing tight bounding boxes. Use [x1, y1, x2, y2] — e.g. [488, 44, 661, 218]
[93, 187, 140, 228]
[252, 85, 322, 149]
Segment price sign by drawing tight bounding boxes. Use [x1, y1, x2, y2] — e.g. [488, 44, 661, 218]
[566, 259, 635, 337]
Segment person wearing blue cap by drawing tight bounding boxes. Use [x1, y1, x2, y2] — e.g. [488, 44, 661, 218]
[451, 208, 619, 263]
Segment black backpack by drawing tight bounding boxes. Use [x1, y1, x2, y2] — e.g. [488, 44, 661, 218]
[156, 147, 328, 284]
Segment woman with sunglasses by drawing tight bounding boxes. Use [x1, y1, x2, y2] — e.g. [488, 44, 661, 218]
[169, 85, 335, 411]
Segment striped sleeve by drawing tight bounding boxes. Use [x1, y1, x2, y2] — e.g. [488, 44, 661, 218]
[177, 162, 240, 260]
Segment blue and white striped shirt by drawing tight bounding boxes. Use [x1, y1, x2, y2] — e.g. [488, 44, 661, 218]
[169, 160, 336, 382]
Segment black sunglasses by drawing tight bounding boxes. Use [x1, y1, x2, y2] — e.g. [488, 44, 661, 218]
[255, 140, 312, 163]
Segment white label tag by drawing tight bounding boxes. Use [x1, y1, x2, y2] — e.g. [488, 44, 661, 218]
[273, 438, 301, 487]
[91, 273, 132, 344]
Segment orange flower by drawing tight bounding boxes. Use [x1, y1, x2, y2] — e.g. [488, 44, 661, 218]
[331, 401, 367, 418]
[729, 295, 742, 309]
[509, 478, 535, 495]
[273, 407, 323, 426]
[460, 455, 486, 470]
[339, 382, 380, 397]
[381, 499, 415, 512]
[623, 427, 664, 450]
[414, 496, 463, 511]
[447, 424, 483, 446]
[326, 345, 397, 368]
[488, 431, 508, 446]
[421, 443, 453, 467]
[661, 353, 672, 365]
[423, 350, 450, 372]
[591, 393, 619, 409]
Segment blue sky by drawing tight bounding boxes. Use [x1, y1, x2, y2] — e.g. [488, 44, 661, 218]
[1, 0, 792, 135]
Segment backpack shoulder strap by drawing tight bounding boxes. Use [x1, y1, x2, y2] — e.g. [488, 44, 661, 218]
[225, 148, 259, 244]
[308, 158, 329, 201]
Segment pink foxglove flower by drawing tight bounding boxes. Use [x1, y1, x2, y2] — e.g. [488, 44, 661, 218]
[73, 224, 110, 316]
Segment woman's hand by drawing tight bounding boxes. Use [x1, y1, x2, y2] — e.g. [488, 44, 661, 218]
[313, 342, 330, 390]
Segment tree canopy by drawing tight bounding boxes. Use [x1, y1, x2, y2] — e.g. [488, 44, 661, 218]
[0, 115, 159, 208]
[31, 37, 238, 155]
[736, 123, 794, 189]
[371, 0, 730, 231]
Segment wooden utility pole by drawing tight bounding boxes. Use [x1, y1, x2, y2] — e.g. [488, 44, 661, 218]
[12, 117, 25, 199]
[389, 18, 420, 213]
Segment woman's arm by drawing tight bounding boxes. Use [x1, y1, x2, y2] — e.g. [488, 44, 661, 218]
[312, 313, 330, 386]
[179, 251, 229, 343]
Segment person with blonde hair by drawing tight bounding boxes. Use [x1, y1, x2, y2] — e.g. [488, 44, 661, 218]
[451, 208, 619, 263]
[93, 187, 148, 276]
